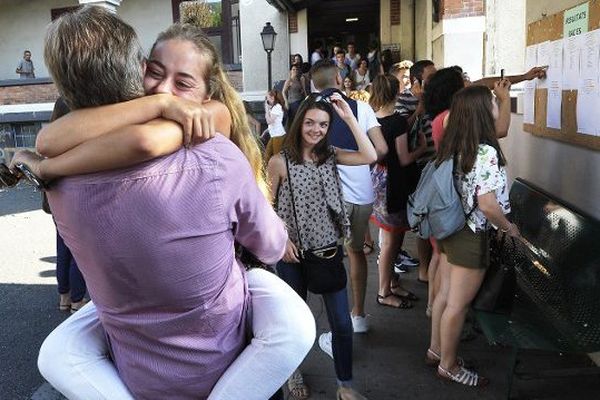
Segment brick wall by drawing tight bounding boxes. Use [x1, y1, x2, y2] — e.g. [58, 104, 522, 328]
[442, 0, 484, 19]
[0, 82, 60, 105]
[1, 71, 243, 107]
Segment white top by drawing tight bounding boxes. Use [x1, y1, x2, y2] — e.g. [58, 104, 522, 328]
[346, 53, 361, 70]
[353, 69, 371, 91]
[311, 51, 322, 65]
[457, 144, 511, 232]
[267, 104, 285, 137]
[336, 100, 380, 205]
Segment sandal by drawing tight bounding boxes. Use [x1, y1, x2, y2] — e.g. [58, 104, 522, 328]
[425, 348, 467, 368]
[59, 293, 71, 312]
[363, 241, 375, 255]
[390, 285, 419, 301]
[437, 365, 489, 387]
[287, 369, 310, 400]
[376, 293, 412, 309]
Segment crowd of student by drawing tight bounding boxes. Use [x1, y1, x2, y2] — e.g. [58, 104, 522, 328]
[2, 8, 549, 398]
[259, 41, 547, 396]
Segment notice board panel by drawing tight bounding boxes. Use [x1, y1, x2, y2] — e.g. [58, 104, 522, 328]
[524, 0, 600, 151]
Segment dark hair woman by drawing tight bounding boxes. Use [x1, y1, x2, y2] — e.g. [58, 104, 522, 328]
[427, 85, 519, 387]
[267, 93, 376, 400]
[369, 74, 426, 309]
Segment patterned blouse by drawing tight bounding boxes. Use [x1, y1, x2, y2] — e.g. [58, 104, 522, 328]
[456, 144, 511, 232]
[276, 149, 350, 250]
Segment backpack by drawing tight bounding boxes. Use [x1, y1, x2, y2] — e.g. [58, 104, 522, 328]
[407, 157, 473, 240]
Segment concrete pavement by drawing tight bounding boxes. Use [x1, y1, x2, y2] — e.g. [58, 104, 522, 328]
[1, 185, 599, 399]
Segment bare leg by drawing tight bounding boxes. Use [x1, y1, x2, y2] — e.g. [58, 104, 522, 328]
[429, 253, 451, 355]
[376, 229, 405, 307]
[439, 263, 486, 372]
[417, 237, 432, 282]
[427, 246, 441, 315]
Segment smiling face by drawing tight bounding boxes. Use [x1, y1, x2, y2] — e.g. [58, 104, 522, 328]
[143, 39, 209, 102]
[301, 108, 330, 148]
[343, 77, 353, 89]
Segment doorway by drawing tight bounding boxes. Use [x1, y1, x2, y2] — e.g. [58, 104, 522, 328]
[306, 0, 380, 60]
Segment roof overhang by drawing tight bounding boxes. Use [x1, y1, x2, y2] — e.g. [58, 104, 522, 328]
[266, 0, 305, 12]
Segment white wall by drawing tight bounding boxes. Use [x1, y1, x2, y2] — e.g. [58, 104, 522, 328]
[118, 0, 174, 56]
[485, 0, 526, 76]
[289, 9, 308, 62]
[432, 16, 485, 79]
[240, 0, 289, 93]
[0, 0, 79, 80]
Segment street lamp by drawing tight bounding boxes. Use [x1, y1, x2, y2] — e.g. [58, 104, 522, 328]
[260, 22, 277, 90]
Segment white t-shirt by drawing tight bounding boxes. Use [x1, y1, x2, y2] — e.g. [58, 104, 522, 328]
[267, 104, 285, 137]
[336, 100, 380, 205]
[310, 51, 322, 65]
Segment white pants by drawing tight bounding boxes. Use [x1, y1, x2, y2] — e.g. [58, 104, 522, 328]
[38, 268, 316, 400]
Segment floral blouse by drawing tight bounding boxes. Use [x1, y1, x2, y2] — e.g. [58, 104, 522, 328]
[456, 144, 510, 232]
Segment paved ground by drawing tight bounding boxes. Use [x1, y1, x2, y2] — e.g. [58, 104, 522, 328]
[1, 185, 599, 400]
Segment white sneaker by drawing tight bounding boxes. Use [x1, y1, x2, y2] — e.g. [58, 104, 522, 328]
[319, 332, 333, 359]
[351, 314, 369, 333]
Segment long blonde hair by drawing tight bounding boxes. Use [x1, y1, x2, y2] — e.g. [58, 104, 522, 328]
[152, 24, 268, 198]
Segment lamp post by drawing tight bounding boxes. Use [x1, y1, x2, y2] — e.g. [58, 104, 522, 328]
[260, 22, 277, 90]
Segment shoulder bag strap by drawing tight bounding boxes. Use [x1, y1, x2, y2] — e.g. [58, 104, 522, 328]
[452, 155, 476, 218]
[284, 153, 305, 252]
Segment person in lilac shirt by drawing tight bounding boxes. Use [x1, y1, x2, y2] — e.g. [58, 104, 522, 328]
[13, 7, 313, 399]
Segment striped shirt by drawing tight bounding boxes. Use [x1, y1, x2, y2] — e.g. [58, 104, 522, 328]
[395, 89, 419, 117]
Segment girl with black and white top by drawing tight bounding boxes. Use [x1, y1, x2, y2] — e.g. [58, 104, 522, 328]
[268, 93, 376, 400]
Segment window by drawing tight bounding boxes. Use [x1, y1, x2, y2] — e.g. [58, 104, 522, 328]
[172, 0, 241, 67]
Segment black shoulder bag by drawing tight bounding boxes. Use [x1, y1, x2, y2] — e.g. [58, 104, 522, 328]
[472, 231, 517, 314]
[285, 154, 346, 294]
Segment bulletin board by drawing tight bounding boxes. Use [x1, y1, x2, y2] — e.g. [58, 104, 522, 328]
[524, 0, 600, 150]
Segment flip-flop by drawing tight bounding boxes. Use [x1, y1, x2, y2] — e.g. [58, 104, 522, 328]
[376, 293, 413, 309]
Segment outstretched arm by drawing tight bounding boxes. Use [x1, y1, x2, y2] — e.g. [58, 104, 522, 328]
[36, 95, 230, 157]
[471, 66, 547, 89]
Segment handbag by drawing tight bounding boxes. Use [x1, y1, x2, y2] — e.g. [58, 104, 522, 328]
[472, 230, 517, 314]
[285, 154, 347, 294]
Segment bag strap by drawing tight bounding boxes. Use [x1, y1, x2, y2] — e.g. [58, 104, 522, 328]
[284, 153, 305, 252]
[452, 155, 476, 219]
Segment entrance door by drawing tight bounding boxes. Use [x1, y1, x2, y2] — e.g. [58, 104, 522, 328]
[307, 0, 380, 61]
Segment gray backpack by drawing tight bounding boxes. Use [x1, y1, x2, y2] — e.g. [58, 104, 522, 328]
[407, 158, 473, 240]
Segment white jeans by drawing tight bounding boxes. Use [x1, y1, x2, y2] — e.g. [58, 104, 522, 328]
[38, 268, 316, 400]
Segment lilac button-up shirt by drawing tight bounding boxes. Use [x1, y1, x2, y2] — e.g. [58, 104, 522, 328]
[48, 135, 287, 399]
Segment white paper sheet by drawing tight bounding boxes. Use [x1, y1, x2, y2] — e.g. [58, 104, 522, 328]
[563, 35, 582, 90]
[546, 40, 564, 129]
[576, 78, 600, 135]
[576, 30, 600, 136]
[536, 41, 551, 89]
[523, 45, 538, 124]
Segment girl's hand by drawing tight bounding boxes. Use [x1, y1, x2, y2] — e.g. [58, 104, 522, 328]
[329, 92, 354, 121]
[9, 150, 44, 179]
[282, 239, 301, 263]
[161, 96, 216, 147]
[493, 79, 511, 103]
